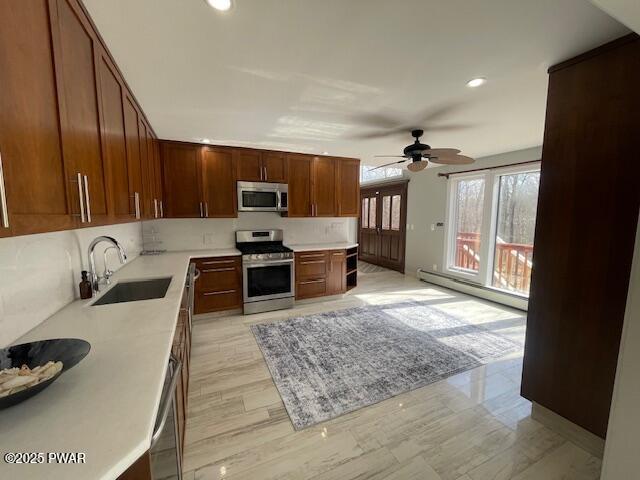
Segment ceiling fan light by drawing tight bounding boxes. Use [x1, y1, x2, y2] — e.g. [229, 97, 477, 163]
[407, 161, 428, 172]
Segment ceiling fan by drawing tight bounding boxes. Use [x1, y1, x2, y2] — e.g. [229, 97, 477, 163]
[371, 129, 474, 172]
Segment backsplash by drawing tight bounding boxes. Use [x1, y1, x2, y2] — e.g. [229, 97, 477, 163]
[142, 214, 358, 251]
[0, 222, 143, 347]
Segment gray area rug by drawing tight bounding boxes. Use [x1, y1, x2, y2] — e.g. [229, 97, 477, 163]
[251, 300, 522, 430]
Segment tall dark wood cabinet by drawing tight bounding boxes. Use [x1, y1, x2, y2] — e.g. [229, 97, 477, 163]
[521, 34, 640, 439]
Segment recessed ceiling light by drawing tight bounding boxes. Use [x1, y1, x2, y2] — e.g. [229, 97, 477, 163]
[202, 138, 210, 143]
[466, 77, 486, 88]
[205, 0, 232, 11]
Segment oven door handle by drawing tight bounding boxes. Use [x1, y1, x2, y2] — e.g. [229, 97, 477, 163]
[151, 354, 182, 448]
[244, 259, 294, 268]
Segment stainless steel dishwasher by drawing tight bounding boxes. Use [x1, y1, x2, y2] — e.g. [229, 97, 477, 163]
[149, 354, 182, 480]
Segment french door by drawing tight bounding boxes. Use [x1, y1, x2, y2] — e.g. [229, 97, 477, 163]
[359, 182, 408, 273]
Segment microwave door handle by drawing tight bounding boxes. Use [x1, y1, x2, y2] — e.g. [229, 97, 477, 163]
[150, 354, 182, 447]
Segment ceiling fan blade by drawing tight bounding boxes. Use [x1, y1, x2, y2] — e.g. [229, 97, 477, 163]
[407, 160, 428, 172]
[416, 101, 464, 125]
[429, 154, 475, 165]
[348, 125, 410, 140]
[370, 159, 407, 171]
[350, 112, 403, 129]
[423, 123, 472, 133]
[424, 148, 461, 156]
[374, 155, 407, 158]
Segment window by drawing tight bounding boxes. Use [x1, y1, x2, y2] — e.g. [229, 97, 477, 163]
[360, 165, 403, 183]
[444, 163, 540, 296]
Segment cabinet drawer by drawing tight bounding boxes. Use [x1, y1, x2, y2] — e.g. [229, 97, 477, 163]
[295, 251, 329, 279]
[197, 266, 240, 292]
[195, 289, 242, 314]
[194, 256, 241, 269]
[296, 278, 327, 299]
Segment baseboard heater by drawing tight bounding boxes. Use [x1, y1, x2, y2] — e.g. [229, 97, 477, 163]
[416, 269, 528, 311]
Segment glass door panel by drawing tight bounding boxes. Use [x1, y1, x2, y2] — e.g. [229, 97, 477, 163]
[452, 177, 485, 272]
[492, 171, 540, 294]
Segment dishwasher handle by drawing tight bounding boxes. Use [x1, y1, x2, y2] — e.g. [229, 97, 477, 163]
[151, 354, 182, 447]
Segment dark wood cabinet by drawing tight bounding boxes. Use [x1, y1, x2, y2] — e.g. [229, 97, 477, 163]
[236, 149, 288, 183]
[236, 150, 263, 182]
[295, 249, 348, 300]
[0, 0, 75, 236]
[326, 250, 347, 295]
[96, 45, 132, 222]
[123, 95, 143, 219]
[194, 256, 242, 313]
[201, 147, 237, 218]
[336, 158, 360, 217]
[262, 152, 287, 183]
[521, 35, 640, 439]
[287, 154, 312, 217]
[161, 143, 202, 218]
[51, 0, 109, 227]
[312, 156, 337, 216]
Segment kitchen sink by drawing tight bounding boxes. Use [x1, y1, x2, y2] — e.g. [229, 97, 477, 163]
[92, 277, 172, 306]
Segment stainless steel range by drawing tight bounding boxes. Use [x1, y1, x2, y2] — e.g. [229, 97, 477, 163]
[236, 229, 295, 314]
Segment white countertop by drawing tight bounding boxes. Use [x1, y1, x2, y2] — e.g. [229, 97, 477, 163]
[0, 248, 239, 480]
[286, 242, 358, 252]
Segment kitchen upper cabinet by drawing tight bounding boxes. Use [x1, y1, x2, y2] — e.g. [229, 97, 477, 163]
[236, 150, 288, 183]
[236, 150, 263, 182]
[0, 0, 75, 236]
[312, 156, 337, 216]
[263, 152, 287, 183]
[286, 155, 312, 217]
[336, 158, 360, 217]
[51, 0, 109, 227]
[162, 143, 202, 218]
[96, 46, 132, 222]
[123, 96, 143, 220]
[201, 148, 237, 217]
[138, 119, 152, 219]
[153, 139, 164, 218]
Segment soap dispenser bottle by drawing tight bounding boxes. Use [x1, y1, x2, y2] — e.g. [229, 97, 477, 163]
[79, 270, 93, 299]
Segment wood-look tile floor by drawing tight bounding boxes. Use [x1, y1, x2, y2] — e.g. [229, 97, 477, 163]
[183, 270, 602, 480]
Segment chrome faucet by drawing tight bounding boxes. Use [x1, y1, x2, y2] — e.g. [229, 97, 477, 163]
[88, 236, 127, 292]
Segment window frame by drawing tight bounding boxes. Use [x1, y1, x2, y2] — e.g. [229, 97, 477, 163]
[443, 162, 541, 294]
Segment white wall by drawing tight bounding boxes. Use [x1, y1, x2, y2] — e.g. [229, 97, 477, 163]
[142, 214, 358, 251]
[404, 146, 542, 276]
[0, 222, 143, 347]
[602, 214, 640, 479]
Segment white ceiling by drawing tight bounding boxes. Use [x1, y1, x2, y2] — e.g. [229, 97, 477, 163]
[84, 0, 627, 166]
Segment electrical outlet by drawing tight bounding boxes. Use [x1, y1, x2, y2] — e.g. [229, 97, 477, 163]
[430, 224, 435, 231]
[432, 264, 438, 271]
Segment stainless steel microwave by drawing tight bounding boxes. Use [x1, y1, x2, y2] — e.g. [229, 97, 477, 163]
[237, 181, 288, 212]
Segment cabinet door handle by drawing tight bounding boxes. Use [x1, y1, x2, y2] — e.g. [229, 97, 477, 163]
[201, 259, 236, 265]
[76, 173, 86, 223]
[83, 175, 91, 223]
[300, 279, 325, 285]
[264, 166, 268, 181]
[299, 254, 325, 259]
[153, 199, 158, 218]
[203, 289, 236, 296]
[199, 202, 204, 218]
[201, 267, 235, 273]
[159, 200, 164, 218]
[205, 202, 209, 218]
[133, 192, 140, 219]
[0, 151, 9, 229]
[300, 260, 325, 265]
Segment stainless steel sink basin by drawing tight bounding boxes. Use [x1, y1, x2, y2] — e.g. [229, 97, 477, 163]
[92, 277, 172, 306]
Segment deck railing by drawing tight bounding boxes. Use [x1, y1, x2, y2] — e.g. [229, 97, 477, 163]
[455, 232, 534, 294]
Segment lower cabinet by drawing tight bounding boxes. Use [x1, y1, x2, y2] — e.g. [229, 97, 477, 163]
[295, 249, 348, 300]
[194, 256, 243, 314]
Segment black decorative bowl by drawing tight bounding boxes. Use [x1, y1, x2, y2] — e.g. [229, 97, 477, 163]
[0, 338, 91, 409]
